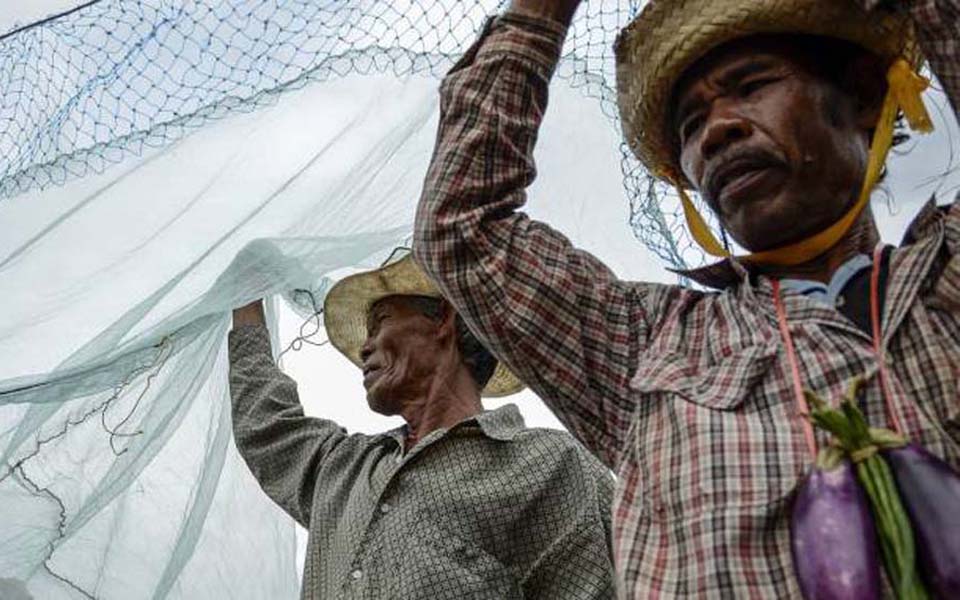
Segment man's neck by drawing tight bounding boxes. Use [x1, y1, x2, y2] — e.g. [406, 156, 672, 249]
[399, 368, 483, 451]
[756, 209, 880, 284]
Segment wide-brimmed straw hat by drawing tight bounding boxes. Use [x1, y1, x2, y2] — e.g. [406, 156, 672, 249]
[323, 251, 524, 397]
[615, 0, 917, 184]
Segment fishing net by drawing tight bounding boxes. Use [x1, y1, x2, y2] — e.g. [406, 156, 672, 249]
[0, 0, 705, 269]
[0, 2, 658, 597]
[1, 1, 956, 598]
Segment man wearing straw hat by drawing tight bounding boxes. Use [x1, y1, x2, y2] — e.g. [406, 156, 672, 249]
[227, 251, 616, 599]
[415, 0, 958, 595]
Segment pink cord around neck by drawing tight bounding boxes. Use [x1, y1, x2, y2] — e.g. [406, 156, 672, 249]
[772, 245, 903, 462]
[870, 244, 904, 435]
[772, 279, 818, 459]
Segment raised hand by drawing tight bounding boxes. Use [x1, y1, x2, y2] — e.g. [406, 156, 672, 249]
[508, 0, 583, 25]
[232, 299, 266, 328]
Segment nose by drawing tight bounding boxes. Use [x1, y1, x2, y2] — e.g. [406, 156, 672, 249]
[360, 337, 374, 363]
[700, 111, 753, 162]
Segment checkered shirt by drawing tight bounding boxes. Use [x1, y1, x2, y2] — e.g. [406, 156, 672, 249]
[413, 3, 960, 597]
[228, 325, 616, 599]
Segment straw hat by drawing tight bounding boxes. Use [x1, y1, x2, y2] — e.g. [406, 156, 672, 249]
[323, 252, 524, 398]
[615, 0, 916, 184]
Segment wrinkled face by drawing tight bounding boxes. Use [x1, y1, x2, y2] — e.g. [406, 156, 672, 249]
[672, 36, 876, 251]
[360, 296, 444, 415]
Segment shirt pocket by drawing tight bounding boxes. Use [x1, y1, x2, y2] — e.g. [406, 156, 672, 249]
[629, 340, 778, 411]
[400, 518, 523, 599]
[626, 341, 797, 523]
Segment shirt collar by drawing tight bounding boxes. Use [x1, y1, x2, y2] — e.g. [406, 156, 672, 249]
[373, 403, 526, 447]
[780, 253, 872, 302]
[671, 198, 945, 290]
[900, 196, 946, 244]
[669, 256, 748, 290]
[469, 403, 526, 441]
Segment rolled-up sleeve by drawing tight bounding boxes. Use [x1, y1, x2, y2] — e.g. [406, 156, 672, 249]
[228, 325, 360, 528]
[855, 0, 960, 114]
[414, 13, 681, 467]
[909, 0, 960, 115]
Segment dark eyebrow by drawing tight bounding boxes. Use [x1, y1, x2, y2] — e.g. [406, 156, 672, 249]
[715, 58, 779, 89]
[674, 58, 780, 127]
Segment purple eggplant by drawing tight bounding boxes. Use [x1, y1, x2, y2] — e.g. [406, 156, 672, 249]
[791, 451, 882, 600]
[884, 443, 960, 596]
[808, 386, 928, 598]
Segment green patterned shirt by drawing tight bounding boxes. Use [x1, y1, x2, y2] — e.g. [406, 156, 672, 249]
[228, 325, 615, 599]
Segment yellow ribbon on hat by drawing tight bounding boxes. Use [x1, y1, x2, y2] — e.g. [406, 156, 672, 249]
[675, 58, 934, 267]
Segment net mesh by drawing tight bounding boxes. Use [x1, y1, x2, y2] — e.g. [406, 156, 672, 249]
[0, 0, 705, 271]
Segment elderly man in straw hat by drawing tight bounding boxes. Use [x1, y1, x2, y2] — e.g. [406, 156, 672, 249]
[414, 0, 959, 595]
[227, 251, 616, 599]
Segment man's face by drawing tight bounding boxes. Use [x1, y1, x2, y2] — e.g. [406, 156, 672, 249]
[360, 296, 444, 415]
[672, 37, 875, 251]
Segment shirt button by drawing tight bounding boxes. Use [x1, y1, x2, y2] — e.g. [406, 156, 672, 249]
[350, 569, 362, 581]
[379, 503, 391, 514]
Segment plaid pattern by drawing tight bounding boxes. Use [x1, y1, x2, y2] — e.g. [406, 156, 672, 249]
[414, 4, 960, 597]
[228, 325, 616, 599]
[883, 0, 960, 116]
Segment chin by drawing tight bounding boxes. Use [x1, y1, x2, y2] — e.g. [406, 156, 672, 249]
[723, 175, 854, 252]
[365, 391, 396, 416]
[730, 194, 821, 252]
[739, 223, 793, 252]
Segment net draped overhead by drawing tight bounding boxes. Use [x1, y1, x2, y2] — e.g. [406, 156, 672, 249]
[0, 2, 661, 598]
[0, 0, 703, 268]
[0, 1, 957, 598]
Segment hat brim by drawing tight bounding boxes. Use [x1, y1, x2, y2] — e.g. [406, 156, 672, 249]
[615, 0, 916, 183]
[323, 255, 524, 398]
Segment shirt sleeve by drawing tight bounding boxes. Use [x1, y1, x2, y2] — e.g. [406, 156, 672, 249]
[520, 439, 617, 599]
[910, 0, 960, 116]
[856, 0, 960, 115]
[414, 13, 684, 467]
[228, 325, 363, 528]
[935, 194, 960, 310]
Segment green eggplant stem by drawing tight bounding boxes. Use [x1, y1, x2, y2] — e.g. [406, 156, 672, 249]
[806, 379, 928, 599]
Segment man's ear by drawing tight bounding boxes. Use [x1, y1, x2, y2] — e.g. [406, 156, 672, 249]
[436, 300, 458, 341]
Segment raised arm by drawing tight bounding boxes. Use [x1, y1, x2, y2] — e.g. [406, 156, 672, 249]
[229, 300, 359, 528]
[850, 1, 958, 115]
[505, 0, 581, 23]
[900, 0, 959, 115]
[414, 3, 683, 466]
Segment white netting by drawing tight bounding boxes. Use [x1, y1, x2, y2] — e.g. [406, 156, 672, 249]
[1, 2, 957, 599]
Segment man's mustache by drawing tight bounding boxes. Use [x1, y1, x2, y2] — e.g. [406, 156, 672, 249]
[701, 147, 787, 206]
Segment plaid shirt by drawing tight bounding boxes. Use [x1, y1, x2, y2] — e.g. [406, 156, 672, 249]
[414, 3, 960, 597]
[228, 325, 616, 599]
